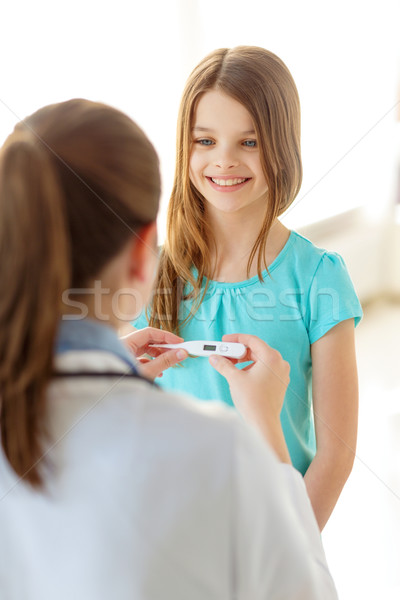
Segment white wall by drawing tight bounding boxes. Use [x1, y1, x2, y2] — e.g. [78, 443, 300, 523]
[298, 208, 394, 303]
[297, 124, 400, 304]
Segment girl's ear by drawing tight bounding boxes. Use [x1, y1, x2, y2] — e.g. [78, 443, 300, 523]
[129, 222, 158, 282]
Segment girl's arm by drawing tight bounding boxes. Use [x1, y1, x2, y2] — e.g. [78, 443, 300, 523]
[304, 318, 358, 530]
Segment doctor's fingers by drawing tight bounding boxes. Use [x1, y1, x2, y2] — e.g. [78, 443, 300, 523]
[121, 327, 183, 357]
[138, 349, 188, 381]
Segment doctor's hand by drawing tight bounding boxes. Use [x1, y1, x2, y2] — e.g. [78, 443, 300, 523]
[121, 327, 187, 381]
[209, 334, 291, 463]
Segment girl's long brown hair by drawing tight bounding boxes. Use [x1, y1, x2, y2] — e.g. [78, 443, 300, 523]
[0, 99, 160, 486]
[149, 46, 302, 334]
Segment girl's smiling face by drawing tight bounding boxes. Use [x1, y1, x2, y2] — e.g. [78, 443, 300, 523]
[189, 89, 268, 215]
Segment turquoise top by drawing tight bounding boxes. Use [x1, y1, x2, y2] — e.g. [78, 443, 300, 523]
[134, 231, 363, 474]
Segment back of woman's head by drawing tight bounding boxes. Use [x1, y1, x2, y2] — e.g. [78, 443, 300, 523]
[0, 99, 160, 486]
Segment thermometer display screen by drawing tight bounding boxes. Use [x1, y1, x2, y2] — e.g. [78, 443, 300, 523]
[203, 344, 217, 351]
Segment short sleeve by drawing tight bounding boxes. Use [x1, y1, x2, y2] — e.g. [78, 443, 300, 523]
[131, 309, 149, 330]
[306, 251, 363, 345]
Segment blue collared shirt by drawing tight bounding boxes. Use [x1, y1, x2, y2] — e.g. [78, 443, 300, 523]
[55, 318, 138, 372]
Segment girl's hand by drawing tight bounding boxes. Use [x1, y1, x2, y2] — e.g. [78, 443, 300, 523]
[209, 333, 291, 463]
[121, 327, 188, 381]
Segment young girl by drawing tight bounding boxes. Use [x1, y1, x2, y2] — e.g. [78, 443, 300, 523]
[133, 46, 363, 530]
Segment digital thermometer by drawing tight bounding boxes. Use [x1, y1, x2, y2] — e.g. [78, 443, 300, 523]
[149, 340, 247, 359]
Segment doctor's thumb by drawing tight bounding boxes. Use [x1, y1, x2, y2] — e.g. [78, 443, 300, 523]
[209, 354, 236, 382]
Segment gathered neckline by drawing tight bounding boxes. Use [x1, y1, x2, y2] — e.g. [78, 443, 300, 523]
[193, 230, 296, 290]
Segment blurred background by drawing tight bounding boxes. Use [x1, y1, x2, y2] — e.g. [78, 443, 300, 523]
[1, 1, 399, 597]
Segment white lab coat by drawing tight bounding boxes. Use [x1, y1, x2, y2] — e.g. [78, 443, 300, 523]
[0, 350, 337, 599]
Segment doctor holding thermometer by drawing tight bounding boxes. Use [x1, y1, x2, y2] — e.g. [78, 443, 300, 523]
[0, 99, 337, 599]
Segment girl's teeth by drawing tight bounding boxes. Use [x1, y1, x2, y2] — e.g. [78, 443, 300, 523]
[211, 177, 247, 186]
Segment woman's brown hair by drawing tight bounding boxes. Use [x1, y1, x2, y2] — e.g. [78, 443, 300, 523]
[0, 99, 160, 486]
[149, 45, 302, 334]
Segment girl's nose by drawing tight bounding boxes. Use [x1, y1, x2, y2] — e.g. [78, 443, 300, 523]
[214, 147, 239, 170]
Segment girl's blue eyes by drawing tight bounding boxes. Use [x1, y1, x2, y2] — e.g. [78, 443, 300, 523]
[197, 139, 214, 146]
[195, 139, 257, 148]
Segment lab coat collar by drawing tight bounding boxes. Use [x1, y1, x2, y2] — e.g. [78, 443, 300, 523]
[55, 317, 138, 372]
